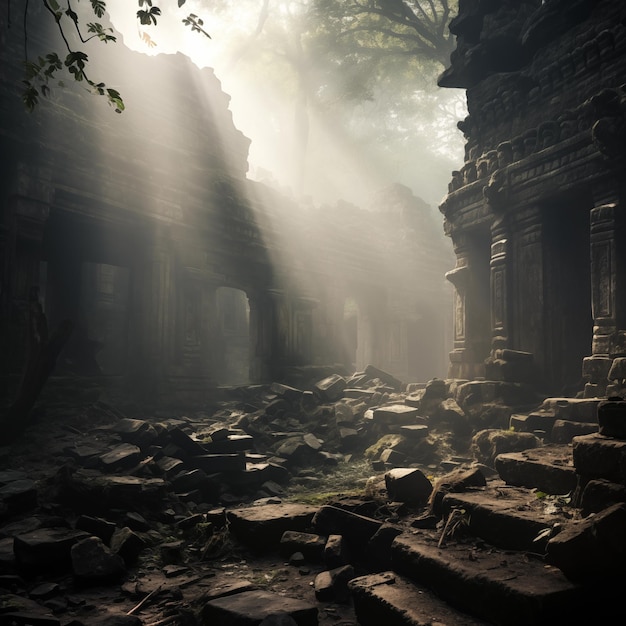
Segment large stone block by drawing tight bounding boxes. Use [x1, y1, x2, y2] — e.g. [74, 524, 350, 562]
[572, 433, 626, 481]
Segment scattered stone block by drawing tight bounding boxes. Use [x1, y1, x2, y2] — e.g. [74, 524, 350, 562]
[71, 536, 125, 582]
[399, 424, 429, 440]
[608, 357, 626, 381]
[365, 524, 403, 570]
[429, 467, 486, 516]
[192, 454, 247, 473]
[110, 527, 145, 564]
[372, 404, 422, 426]
[547, 503, 626, 581]
[314, 374, 347, 401]
[314, 564, 354, 602]
[471, 429, 540, 467]
[279, 531, 326, 561]
[580, 479, 626, 515]
[313, 505, 382, 551]
[14, 528, 89, 572]
[380, 448, 407, 466]
[550, 419, 597, 443]
[572, 433, 626, 481]
[324, 534, 349, 570]
[99, 444, 142, 471]
[597, 397, 626, 439]
[364, 365, 404, 391]
[156, 456, 185, 478]
[384, 468, 433, 504]
[75, 515, 116, 543]
[201, 589, 318, 626]
[0, 480, 37, 512]
[112, 419, 159, 449]
[167, 427, 208, 456]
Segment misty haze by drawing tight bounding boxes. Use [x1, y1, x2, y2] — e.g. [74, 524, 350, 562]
[1, 1, 626, 625]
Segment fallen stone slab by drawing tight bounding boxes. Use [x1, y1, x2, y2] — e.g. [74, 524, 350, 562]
[0, 593, 61, 625]
[546, 503, 626, 582]
[227, 504, 317, 548]
[99, 443, 142, 471]
[537, 398, 600, 423]
[441, 485, 568, 552]
[429, 467, 487, 516]
[75, 515, 116, 543]
[112, 418, 159, 449]
[324, 534, 350, 570]
[200, 589, 318, 626]
[372, 405, 423, 426]
[204, 434, 255, 454]
[349, 571, 489, 626]
[364, 365, 404, 391]
[495, 446, 577, 495]
[392, 533, 585, 625]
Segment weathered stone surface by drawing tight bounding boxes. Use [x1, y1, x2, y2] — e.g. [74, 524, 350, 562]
[314, 564, 354, 602]
[201, 589, 318, 626]
[429, 467, 487, 516]
[324, 534, 349, 570]
[279, 531, 326, 561]
[580, 479, 626, 515]
[392, 534, 583, 625]
[441, 486, 567, 552]
[608, 358, 626, 381]
[398, 424, 429, 439]
[572, 433, 626, 481]
[349, 571, 489, 626]
[99, 443, 142, 470]
[71, 536, 125, 581]
[384, 468, 433, 504]
[313, 505, 382, 550]
[112, 418, 159, 448]
[14, 528, 89, 572]
[365, 524, 403, 571]
[495, 447, 577, 495]
[379, 448, 407, 466]
[0, 593, 61, 625]
[547, 503, 626, 582]
[541, 398, 601, 424]
[227, 504, 317, 548]
[471, 429, 540, 467]
[364, 365, 404, 391]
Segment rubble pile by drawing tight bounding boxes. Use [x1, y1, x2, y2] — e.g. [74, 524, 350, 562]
[1, 369, 625, 625]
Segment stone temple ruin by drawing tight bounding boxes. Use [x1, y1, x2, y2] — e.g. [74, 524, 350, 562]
[1, 1, 626, 626]
[0, 6, 452, 407]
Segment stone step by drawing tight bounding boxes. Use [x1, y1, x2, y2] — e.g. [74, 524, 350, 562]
[349, 571, 489, 626]
[572, 432, 626, 482]
[440, 484, 570, 552]
[391, 532, 588, 625]
[494, 445, 578, 494]
[510, 412, 598, 443]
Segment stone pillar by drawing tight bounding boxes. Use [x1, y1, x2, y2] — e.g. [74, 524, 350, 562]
[129, 234, 176, 400]
[583, 201, 626, 397]
[490, 217, 510, 349]
[445, 233, 490, 380]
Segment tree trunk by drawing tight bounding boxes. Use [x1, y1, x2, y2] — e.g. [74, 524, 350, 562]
[0, 288, 73, 443]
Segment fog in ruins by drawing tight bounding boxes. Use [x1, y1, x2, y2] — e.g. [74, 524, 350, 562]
[105, 0, 466, 208]
[4, 1, 626, 624]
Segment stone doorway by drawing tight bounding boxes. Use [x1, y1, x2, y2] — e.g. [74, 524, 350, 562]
[215, 286, 251, 385]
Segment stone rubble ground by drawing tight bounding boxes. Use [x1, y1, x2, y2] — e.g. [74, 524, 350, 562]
[1, 366, 626, 625]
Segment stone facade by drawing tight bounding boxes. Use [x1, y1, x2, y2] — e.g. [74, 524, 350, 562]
[0, 6, 452, 404]
[439, 0, 626, 397]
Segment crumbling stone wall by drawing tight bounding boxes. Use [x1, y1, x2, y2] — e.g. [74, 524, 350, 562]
[439, 0, 626, 397]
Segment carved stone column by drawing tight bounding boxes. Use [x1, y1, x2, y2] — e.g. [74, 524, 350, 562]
[583, 201, 626, 397]
[490, 217, 510, 349]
